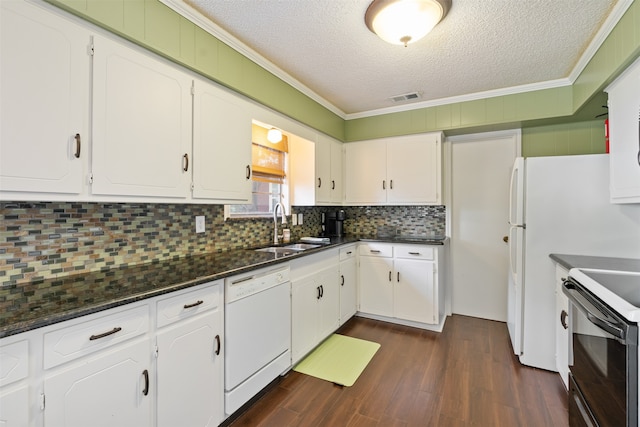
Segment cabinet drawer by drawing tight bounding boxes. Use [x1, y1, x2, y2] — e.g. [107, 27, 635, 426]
[359, 243, 392, 258]
[339, 245, 357, 261]
[0, 339, 28, 387]
[44, 305, 149, 369]
[156, 282, 220, 328]
[394, 245, 434, 260]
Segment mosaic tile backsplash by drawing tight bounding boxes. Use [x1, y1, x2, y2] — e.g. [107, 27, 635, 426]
[0, 202, 445, 286]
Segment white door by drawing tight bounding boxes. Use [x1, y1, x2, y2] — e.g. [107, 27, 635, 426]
[339, 257, 357, 323]
[291, 276, 320, 364]
[344, 140, 387, 204]
[387, 134, 439, 204]
[394, 259, 435, 324]
[156, 314, 223, 427]
[44, 338, 151, 427]
[358, 257, 393, 317]
[449, 130, 519, 321]
[316, 265, 340, 339]
[192, 79, 252, 202]
[329, 139, 344, 203]
[315, 137, 332, 203]
[0, 1, 89, 196]
[91, 36, 192, 198]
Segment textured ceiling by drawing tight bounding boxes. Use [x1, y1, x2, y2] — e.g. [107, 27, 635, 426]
[174, 0, 621, 117]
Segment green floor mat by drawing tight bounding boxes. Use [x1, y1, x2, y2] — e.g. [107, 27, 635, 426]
[293, 334, 381, 387]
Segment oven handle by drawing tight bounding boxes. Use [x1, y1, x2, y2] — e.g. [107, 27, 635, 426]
[563, 280, 626, 341]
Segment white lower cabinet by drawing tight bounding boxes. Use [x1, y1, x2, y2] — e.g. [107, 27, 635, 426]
[44, 337, 152, 427]
[358, 243, 441, 327]
[555, 264, 570, 390]
[339, 245, 358, 324]
[291, 250, 340, 365]
[1, 281, 223, 427]
[0, 338, 31, 427]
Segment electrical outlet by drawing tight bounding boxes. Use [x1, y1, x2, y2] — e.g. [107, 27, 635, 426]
[291, 213, 298, 226]
[195, 215, 205, 233]
[298, 213, 303, 225]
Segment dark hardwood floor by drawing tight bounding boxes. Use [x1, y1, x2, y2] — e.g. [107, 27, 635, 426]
[229, 315, 568, 427]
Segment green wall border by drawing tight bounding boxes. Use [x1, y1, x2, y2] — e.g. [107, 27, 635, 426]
[45, 0, 640, 150]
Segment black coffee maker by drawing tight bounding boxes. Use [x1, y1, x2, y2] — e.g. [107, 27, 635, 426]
[322, 209, 346, 237]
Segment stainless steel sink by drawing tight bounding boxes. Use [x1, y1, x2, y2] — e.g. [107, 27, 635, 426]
[254, 242, 321, 255]
[283, 243, 321, 250]
[254, 247, 297, 254]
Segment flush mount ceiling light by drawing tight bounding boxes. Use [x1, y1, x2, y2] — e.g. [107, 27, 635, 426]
[267, 128, 283, 143]
[365, 0, 451, 47]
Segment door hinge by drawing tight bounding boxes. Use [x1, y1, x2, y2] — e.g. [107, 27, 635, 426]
[190, 182, 195, 191]
[154, 344, 159, 359]
[88, 39, 94, 56]
[88, 173, 94, 185]
[40, 392, 45, 410]
[190, 82, 195, 96]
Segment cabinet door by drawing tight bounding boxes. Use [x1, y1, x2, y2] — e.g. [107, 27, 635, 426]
[156, 313, 223, 427]
[339, 257, 357, 324]
[329, 140, 344, 203]
[358, 257, 393, 317]
[555, 265, 569, 390]
[192, 79, 252, 203]
[92, 36, 192, 198]
[387, 134, 440, 204]
[315, 137, 332, 203]
[344, 140, 387, 204]
[44, 338, 151, 427]
[0, 385, 29, 427]
[317, 265, 340, 340]
[0, 1, 89, 196]
[394, 259, 436, 324]
[606, 56, 640, 203]
[291, 275, 320, 364]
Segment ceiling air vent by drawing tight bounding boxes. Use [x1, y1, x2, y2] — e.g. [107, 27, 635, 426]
[389, 92, 421, 103]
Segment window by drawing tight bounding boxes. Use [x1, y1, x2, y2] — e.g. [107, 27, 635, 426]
[228, 123, 289, 218]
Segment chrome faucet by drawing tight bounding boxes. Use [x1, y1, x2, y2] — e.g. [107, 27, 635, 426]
[273, 202, 287, 244]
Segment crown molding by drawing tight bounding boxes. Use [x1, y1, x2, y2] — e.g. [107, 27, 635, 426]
[162, 0, 631, 122]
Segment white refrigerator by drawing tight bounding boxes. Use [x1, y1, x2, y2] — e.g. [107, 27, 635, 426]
[507, 154, 640, 371]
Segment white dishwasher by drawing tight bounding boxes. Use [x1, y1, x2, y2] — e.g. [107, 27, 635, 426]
[224, 265, 291, 416]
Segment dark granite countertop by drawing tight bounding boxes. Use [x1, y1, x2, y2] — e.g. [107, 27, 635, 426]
[549, 253, 640, 272]
[1, 235, 446, 338]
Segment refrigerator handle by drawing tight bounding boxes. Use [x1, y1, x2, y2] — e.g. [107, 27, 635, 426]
[508, 161, 519, 225]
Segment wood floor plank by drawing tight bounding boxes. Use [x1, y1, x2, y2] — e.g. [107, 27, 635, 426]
[227, 315, 568, 427]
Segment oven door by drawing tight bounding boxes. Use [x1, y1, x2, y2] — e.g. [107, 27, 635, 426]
[563, 278, 638, 427]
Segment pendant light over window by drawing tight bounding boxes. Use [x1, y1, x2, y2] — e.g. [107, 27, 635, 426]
[267, 128, 283, 143]
[365, 0, 451, 47]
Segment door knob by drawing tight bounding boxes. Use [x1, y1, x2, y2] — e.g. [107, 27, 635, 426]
[503, 236, 509, 243]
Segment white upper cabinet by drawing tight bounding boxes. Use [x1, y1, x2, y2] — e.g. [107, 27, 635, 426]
[606, 56, 640, 204]
[0, 1, 90, 199]
[345, 132, 442, 205]
[315, 135, 343, 204]
[91, 35, 192, 199]
[344, 139, 387, 204]
[192, 79, 252, 203]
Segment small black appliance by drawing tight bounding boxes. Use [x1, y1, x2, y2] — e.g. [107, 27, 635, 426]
[322, 209, 346, 237]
